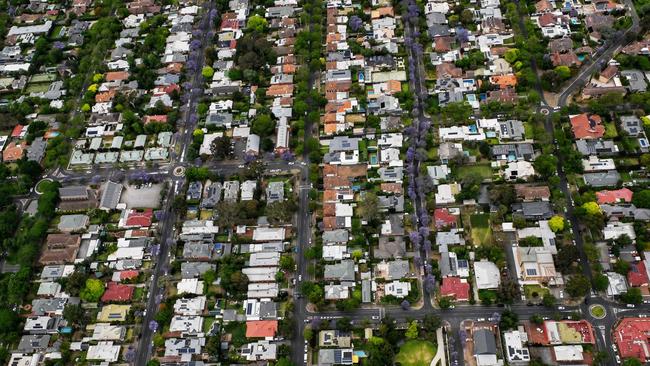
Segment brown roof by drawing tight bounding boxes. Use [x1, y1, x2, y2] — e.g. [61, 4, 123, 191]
[515, 185, 551, 201]
[549, 37, 574, 53]
[3, 142, 25, 162]
[39, 233, 81, 265]
[105, 71, 129, 82]
[550, 51, 581, 67]
[323, 176, 352, 190]
[600, 64, 619, 81]
[535, 0, 554, 12]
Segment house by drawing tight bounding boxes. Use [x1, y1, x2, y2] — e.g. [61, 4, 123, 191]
[621, 70, 647, 92]
[620, 115, 644, 136]
[512, 201, 553, 220]
[503, 329, 531, 364]
[385, 280, 411, 298]
[241, 340, 277, 361]
[434, 208, 456, 229]
[246, 320, 278, 338]
[3, 142, 25, 162]
[514, 247, 558, 284]
[606, 272, 628, 296]
[319, 330, 352, 348]
[39, 233, 81, 265]
[474, 329, 498, 366]
[575, 140, 619, 156]
[570, 114, 604, 139]
[186, 181, 203, 201]
[503, 161, 535, 181]
[613, 318, 650, 361]
[440, 277, 470, 301]
[582, 156, 616, 172]
[515, 185, 551, 201]
[435, 183, 461, 204]
[97, 304, 131, 322]
[474, 260, 500, 289]
[375, 237, 406, 259]
[318, 349, 354, 366]
[596, 188, 633, 204]
[101, 282, 134, 302]
[491, 143, 534, 161]
[241, 180, 256, 201]
[583, 171, 620, 187]
[27, 137, 47, 162]
[99, 181, 123, 210]
[122, 208, 153, 227]
[57, 214, 89, 232]
[86, 342, 121, 363]
[324, 260, 355, 281]
[603, 221, 636, 241]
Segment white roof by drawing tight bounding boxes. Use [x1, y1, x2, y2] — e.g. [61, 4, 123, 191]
[169, 315, 203, 335]
[252, 228, 286, 241]
[173, 296, 206, 316]
[503, 330, 530, 362]
[474, 260, 500, 289]
[553, 345, 583, 362]
[177, 279, 204, 295]
[86, 342, 120, 362]
[249, 252, 281, 267]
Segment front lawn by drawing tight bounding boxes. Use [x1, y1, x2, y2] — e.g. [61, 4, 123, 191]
[395, 340, 436, 366]
[604, 122, 618, 138]
[470, 214, 492, 246]
[523, 284, 550, 300]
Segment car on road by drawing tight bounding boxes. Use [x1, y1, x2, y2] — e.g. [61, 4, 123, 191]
[627, 304, 635, 308]
[371, 316, 379, 320]
[557, 306, 565, 310]
[298, 275, 302, 282]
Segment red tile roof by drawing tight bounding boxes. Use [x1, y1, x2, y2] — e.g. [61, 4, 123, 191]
[434, 208, 456, 229]
[440, 277, 469, 301]
[125, 209, 153, 227]
[614, 317, 650, 361]
[3, 142, 25, 162]
[596, 188, 633, 204]
[11, 124, 24, 138]
[570, 113, 605, 139]
[101, 282, 134, 302]
[105, 71, 129, 82]
[119, 270, 139, 281]
[143, 115, 168, 124]
[627, 261, 649, 287]
[246, 320, 278, 338]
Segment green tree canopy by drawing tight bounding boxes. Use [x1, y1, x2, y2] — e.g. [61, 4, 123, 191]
[566, 274, 591, 298]
[80, 278, 105, 302]
[246, 15, 269, 33]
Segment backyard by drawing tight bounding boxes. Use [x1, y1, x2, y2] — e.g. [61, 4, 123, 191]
[470, 213, 492, 246]
[455, 164, 493, 180]
[523, 284, 550, 300]
[395, 340, 436, 366]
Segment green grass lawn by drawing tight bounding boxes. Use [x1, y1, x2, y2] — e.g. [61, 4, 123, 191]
[395, 340, 436, 366]
[523, 284, 550, 300]
[470, 214, 492, 246]
[456, 164, 493, 180]
[590, 305, 606, 318]
[604, 122, 618, 138]
[524, 122, 534, 139]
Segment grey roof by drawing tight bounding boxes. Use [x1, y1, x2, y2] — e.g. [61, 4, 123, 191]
[329, 136, 359, 152]
[512, 201, 553, 219]
[180, 262, 216, 279]
[575, 139, 619, 156]
[378, 167, 404, 182]
[428, 24, 450, 37]
[473, 329, 497, 355]
[600, 203, 650, 221]
[439, 142, 463, 161]
[27, 137, 47, 162]
[324, 260, 355, 281]
[40, 265, 66, 280]
[362, 279, 372, 303]
[621, 70, 648, 92]
[378, 195, 404, 212]
[387, 259, 409, 280]
[583, 170, 621, 187]
[426, 12, 448, 25]
[183, 243, 213, 260]
[205, 112, 233, 126]
[259, 301, 277, 319]
[31, 298, 69, 316]
[318, 349, 354, 366]
[375, 237, 406, 259]
[266, 182, 284, 203]
[187, 181, 203, 201]
[17, 335, 50, 353]
[491, 143, 534, 160]
[200, 182, 222, 209]
[500, 120, 525, 140]
[100, 182, 123, 210]
[322, 229, 349, 244]
[58, 214, 88, 232]
[59, 185, 89, 200]
[620, 115, 643, 136]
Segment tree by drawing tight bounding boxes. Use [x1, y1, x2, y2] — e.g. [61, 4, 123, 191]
[276, 358, 294, 366]
[246, 15, 268, 33]
[422, 314, 441, 331]
[63, 304, 87, 326]
[80, 278, 105, 302]
[358, 192, 380, 222]
[438, 296, 452, 309]
[496, 278, 520, 304]
[365, 337, 395, 366]
[279, 255, 295, 271]
[622, 358, 643, 366]
[405, 320, 419, 339]
[633, 190, 650, 208]
[266, 200, 297, 224]
[614, 260, 631, 276]
[565, 274, 591, 298]
[533, 154, 558, 178]
[251, 114, 276, 137]
[542, 293, 556, 308]
[499, 310, 519, 330]
[592, 273, 609, 292]
[582, 201, 602, 215]
[554, 66, 571, 80]
[621, 288, 643, 304]
[201, 66, 215, 79]
[0, 309, 19, 340]
[210, 136, 233, 160]
[548, 215, 565, 232]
